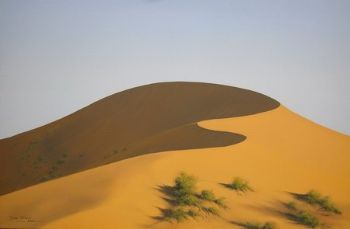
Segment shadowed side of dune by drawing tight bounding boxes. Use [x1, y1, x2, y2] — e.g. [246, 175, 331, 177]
[0, 82, 279, 195]
[127, 123, 246, 156]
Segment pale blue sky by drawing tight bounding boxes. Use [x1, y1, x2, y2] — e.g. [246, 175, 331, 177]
[0, 0, 349, 138]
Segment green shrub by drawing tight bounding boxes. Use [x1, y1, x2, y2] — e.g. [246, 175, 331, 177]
[243, 221, 276, 229]
[160, 172, 228, 223]
[303, 190, 341, 214]
[286, 201, 297, 211]
[285, 201, 320, 228]
[199, 189, 216, 201]
[174, 172, 197, 197]
[199, 189, 227, 208]
[294, 210, 319, 228]
[304, 190, 321, 204]
[165, 207, 189, 222]
[228, 177, 253, 193]
[177, 194, 200, 206]
[164, 207, 200, 222]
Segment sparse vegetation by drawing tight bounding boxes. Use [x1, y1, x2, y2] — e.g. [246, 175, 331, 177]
[200, 189, 216, 201]
[286, 201, 297, 211]
[227, 177, 253, 193]
[302, 190, 341, 214]
[174, 172, 197, 197]
[177, 193, 200, 206]
[285, 201, 320, 228]
[242, 221, 276, 229]
[158, 172, 227, 223]
[199, 189, 227, 208]
[172, 172, 200, 207]
[293, 211, 319, 228]
[164, 207, 189, 222]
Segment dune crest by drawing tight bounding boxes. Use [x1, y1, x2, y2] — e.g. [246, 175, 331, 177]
[0, 82, 279, 195]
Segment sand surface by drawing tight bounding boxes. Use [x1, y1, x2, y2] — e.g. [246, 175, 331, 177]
[0, 106, 349, 228]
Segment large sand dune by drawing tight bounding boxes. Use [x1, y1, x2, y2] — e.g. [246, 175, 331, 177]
[1, 105, 349, 228]
[0, 82, 279, 195]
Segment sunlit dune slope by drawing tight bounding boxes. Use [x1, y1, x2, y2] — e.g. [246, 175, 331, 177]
[0, 106, 349, 228]
[0, 82, 279, 195]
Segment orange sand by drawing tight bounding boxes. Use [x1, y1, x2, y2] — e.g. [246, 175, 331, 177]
[0, 106, 349, 228]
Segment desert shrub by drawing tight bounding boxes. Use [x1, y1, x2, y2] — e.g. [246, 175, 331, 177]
[285, 201, 320, 228]
[293, 210, 319, 228]
[174, 172, 197, 197]
[228, 177, 253, 193]
[160, 172, 227, 223]
[304, 190, 321, 204]
[199, 189, 227, 208]
[303, 190, 341, 214]
[286, 201, 297, 211]
[199, 189, 216, 201]
[173, 172, 201, 206]
[177, 193, 200, 206]
[164, 208, 200, 222]
[165, 207, 189, 222]
[243, 221, 276, 229]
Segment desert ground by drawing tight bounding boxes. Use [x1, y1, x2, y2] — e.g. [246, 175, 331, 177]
[1, 105, 349, 228]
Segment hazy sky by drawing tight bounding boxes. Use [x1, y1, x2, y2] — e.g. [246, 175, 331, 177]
[0, 0, 349, 138]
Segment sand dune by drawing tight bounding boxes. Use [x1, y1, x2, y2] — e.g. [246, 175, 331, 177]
[1, 106, 349, 228]
[0, 82, 279, 195]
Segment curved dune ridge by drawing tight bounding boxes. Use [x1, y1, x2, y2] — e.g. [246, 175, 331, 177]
[0, 82, 279, 195]
[0, 106, 349, 228]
